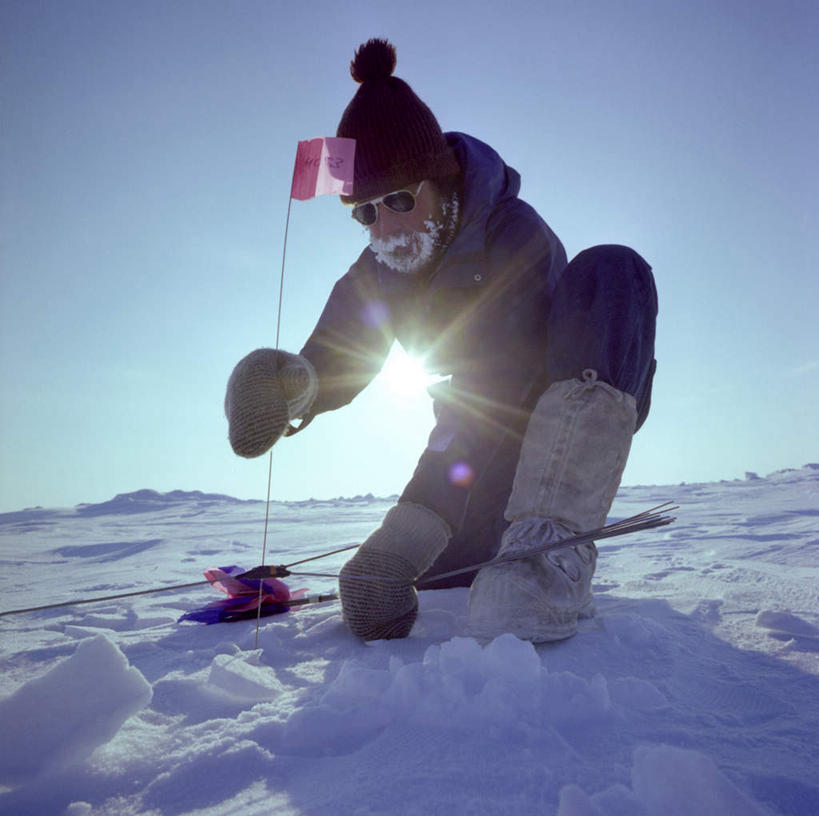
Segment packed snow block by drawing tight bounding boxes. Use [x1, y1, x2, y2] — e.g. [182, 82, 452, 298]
[556, 784, 605, 816]
[631, 744, 770, 816]
[0, 635, 152, 782]
[285, 632, 617, 758]
[206, 653, 285, 701]
[755, 609, 819, 639]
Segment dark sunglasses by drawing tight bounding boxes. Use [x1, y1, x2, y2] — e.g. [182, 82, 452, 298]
[351, 181, 425, 226]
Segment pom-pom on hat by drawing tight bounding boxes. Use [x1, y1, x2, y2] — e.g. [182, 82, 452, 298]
[336, 38, 460, 203]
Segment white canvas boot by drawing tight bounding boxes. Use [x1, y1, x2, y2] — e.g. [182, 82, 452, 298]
[468, 369, 637, 642]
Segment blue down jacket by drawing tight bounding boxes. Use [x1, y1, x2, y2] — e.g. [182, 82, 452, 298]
[300, 132, 566, 416]
[299, 133, 571, 551]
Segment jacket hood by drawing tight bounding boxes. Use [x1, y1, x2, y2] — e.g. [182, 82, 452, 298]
[448, 131, 521, 238]
[426, 132, 521, 281]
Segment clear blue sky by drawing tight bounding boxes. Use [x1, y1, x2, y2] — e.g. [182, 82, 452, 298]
[2, 0, 817, 512]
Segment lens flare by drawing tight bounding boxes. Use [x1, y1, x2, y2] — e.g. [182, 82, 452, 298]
[380, 346, 438, 396]
[448, 462, 475, 488]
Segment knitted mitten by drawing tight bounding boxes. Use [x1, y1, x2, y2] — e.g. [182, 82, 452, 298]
[339, 503, 450, 641]
[225, 348, 317, 458]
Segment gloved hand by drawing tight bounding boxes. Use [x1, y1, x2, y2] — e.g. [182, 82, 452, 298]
[225, 348, 317, 458]
[339, 503, 450, 640]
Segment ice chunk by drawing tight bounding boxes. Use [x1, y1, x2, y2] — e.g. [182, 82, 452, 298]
[755, 610, 819, 638]
[206, 654, 285, 701]
[557, 784, 605, 816]
[482, 632, 542, 684]
[632, 744, 770, 816]
[0, 635, 152, 782]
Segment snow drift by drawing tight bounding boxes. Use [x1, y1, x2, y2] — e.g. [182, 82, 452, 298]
[0, 466, 817, 815]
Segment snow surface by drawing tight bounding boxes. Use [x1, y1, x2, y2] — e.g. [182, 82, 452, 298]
[0, 467, 817, 815]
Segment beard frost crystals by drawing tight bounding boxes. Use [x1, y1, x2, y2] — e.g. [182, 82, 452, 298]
[370, 193, 460, 275]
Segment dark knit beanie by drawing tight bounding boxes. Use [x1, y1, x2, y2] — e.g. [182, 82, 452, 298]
[337, 39, 460, 203]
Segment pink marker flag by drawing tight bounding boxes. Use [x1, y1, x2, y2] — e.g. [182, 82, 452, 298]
[290, 137, 356, 200]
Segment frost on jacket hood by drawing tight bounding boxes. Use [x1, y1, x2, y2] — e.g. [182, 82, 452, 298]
[300, 132, 567, 416]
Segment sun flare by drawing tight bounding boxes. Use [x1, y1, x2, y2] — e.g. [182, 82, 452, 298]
[379, 346, 441, 396]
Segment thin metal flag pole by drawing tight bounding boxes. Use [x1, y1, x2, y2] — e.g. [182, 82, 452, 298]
[254, 186, 295, 649]
[250, 136, 355, 649]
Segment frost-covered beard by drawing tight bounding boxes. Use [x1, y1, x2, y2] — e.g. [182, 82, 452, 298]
[370, 192, 460, 275]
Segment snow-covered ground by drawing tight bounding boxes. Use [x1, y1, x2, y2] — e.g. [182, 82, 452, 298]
[0, 466, 817, 816]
